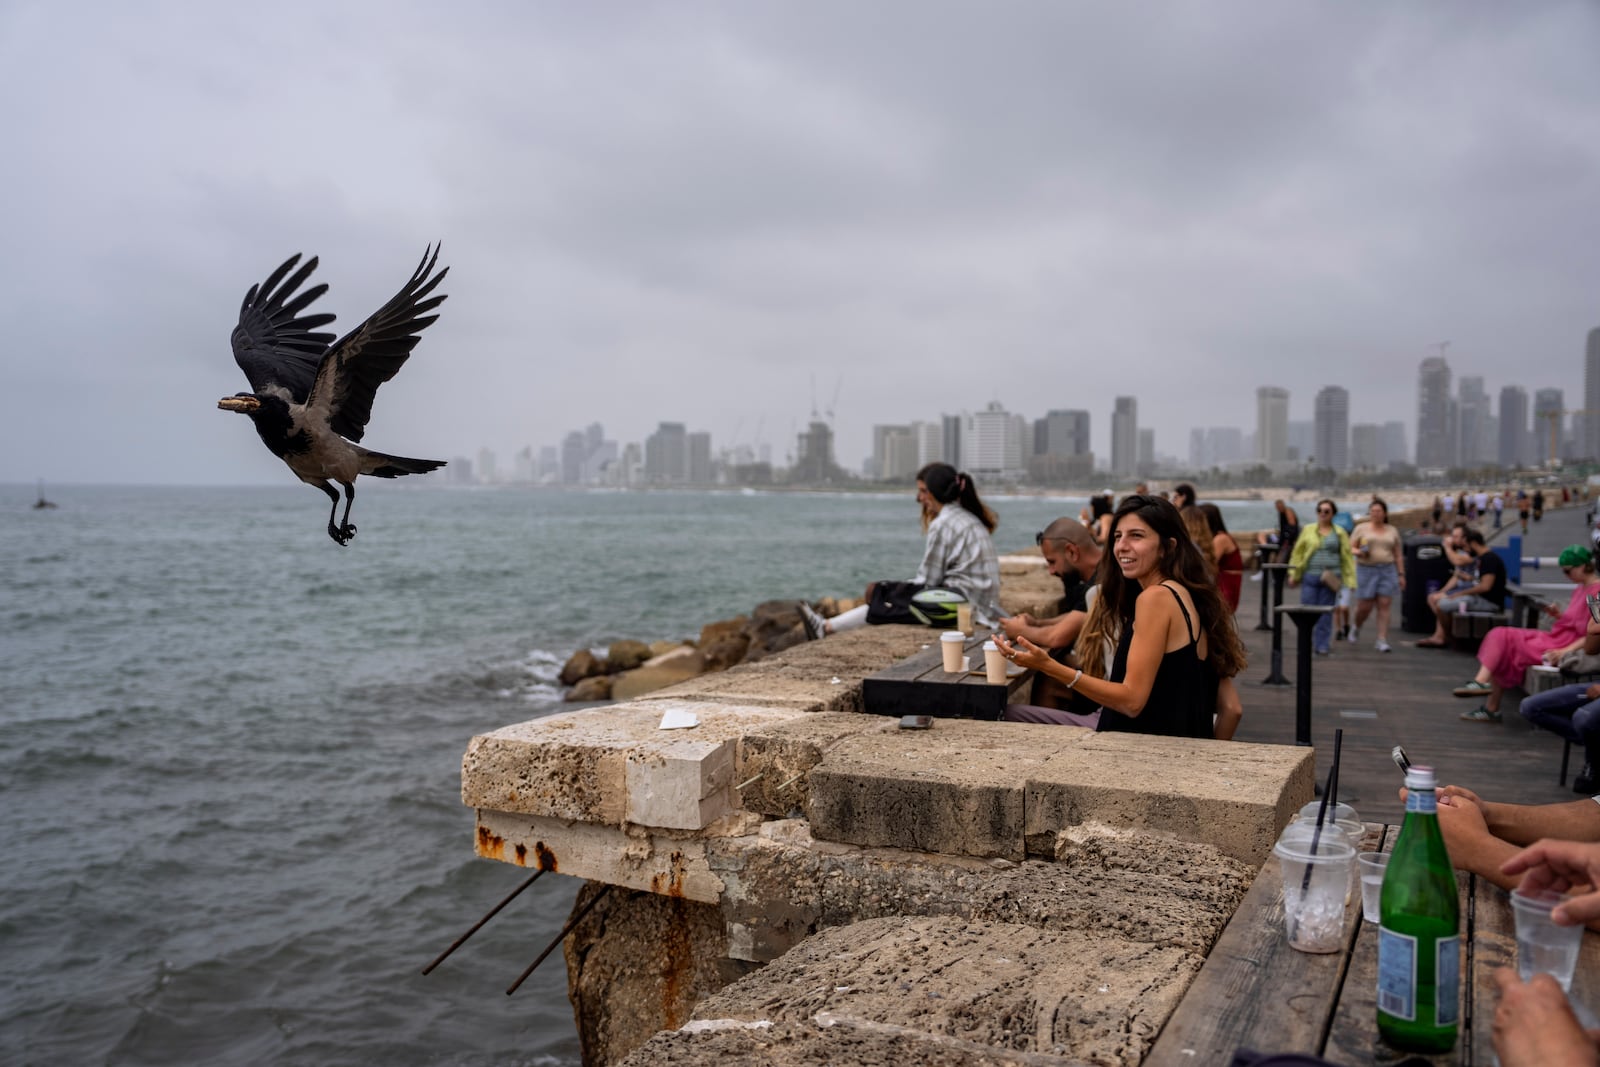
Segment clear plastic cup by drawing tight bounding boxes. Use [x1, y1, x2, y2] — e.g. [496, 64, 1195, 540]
[1274, 836, 1356, 953]
[1511, 887, 1584, 991]
[1299, 801, 1360, 826]
[1357, 851, 1389, 923]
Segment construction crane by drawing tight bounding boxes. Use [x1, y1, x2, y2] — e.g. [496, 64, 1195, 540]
[1537, 408, 1600, 465]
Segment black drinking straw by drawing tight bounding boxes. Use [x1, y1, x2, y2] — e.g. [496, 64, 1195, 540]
[1303, 728, 1345, 889]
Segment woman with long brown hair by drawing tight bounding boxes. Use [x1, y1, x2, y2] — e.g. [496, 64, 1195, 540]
[997, 495, 1248, 738]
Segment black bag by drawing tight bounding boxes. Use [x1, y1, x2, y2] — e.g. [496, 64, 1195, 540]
[865, 581, 928, 625]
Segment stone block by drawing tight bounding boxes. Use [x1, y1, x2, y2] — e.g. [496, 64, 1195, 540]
[461, 701, 805, 828]
[1024, 730, 1315, 865]
[735, 712, 894, 817]
[473, 808, 748, 902]
[611, 648, 707, 700]
[805, 720, 1090, 861]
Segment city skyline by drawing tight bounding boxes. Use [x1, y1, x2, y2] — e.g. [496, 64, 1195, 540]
[473, 346, 1589, 486]
[6, 5, 1600, 487]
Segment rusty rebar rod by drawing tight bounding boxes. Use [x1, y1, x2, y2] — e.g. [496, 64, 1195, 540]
[505, 884, 613, 996]
[422, 868, 546, 975]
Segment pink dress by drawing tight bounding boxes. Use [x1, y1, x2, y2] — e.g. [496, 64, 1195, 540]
[1477, 582, 1599, 689]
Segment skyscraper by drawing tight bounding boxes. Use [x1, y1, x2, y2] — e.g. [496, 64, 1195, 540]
[1313, 386, 1349, 472]
[1533, 388, 1565, 467]
[1498, 386, 1528, 469]
[1111, 397, 1138, 476]
[1256, 387, 1289, 463]
[1457, 376, 1492, 466]
[1415, 357, 1453, 468]
[1350, 423, 1380, 471]
[1587, 327, 1600, 459]
[1035, 409, 1091, 459]
[963, 402, 1026, 478]
[645, 421, 689, 483]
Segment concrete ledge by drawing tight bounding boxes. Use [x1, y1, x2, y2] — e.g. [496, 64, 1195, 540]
[804, 720, 1312, 865]
[736, 712, 898, 818]
[462, 700, 806, 828]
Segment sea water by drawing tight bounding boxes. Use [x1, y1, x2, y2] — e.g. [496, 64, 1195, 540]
[1, 484, 1288, 1064]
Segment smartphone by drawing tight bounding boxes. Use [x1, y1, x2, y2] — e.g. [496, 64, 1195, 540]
[1391, 745, 1411, 774]
[899, 714, 933, 730]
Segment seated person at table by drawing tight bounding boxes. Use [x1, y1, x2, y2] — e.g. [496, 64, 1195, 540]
[1416, 527, 1505, 651]
[998, 518, 1100, 712]
[1398, 780, 1600, 892]
[996, 495, 1247, 739]
[1451, 544, 1594, 724]
[1492, 839, 1600, 1067]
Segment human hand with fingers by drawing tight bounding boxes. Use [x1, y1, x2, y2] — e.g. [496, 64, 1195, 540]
[1503, 840, 1600, 925]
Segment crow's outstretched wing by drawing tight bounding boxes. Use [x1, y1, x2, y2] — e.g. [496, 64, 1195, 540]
[231, 254, 338, 403]
[304, 244, 448, 443]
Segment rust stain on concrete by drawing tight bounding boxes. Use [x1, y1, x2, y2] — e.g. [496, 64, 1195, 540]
[535, 841, 559, 872]
[475, 824, 505, 861]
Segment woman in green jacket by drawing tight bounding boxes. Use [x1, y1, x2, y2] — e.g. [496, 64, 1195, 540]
[1287, 498, 1357, 655]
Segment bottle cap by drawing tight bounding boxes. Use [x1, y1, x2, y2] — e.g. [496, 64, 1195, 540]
[1404, 764, 1437, 791]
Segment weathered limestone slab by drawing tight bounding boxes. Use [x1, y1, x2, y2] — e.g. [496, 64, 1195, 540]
[620, 1016, 1072, 1067]
[473, 807, 759, 902]
[710, 818, 1252, 963]
[806, 720, 1092, 861]
[634, 624, 935, 711]
[736, 712, 897, 818]
[805, 720, 1312, 865]
[461, 701, 805, 829]
[679, 915, 1197, 1065]
[1027, 730, 1315, 865]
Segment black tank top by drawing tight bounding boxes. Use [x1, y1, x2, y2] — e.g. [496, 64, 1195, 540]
[1097, 583, 1216, 739]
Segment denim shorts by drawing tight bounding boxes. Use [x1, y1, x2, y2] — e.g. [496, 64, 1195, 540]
[1356, 563, 1400, 600]
[1437, 592, 1499, 614]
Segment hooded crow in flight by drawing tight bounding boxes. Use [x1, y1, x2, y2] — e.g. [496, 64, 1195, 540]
[219, 246, 448, 545]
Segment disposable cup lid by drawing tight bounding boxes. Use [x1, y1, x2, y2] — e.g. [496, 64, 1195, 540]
[982, 640, 998, 651]
[941, 631, 965, 642]
[1274, 836, 1355, 862]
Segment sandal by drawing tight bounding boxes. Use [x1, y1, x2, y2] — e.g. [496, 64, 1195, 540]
[1459, 705, 1502, 724]
[1415, 638, 1448, 648]
[1453, 680, 1493, 698]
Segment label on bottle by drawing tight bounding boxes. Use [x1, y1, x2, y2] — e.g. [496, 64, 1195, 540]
[1377, 927, 1417, 1021]
[1435, 935, 1461, 1026]
[1404, 789, 1437, 815]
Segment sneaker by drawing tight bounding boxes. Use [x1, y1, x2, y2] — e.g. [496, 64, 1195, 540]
[1459, 705, 1502, 723]
[1374, 639, 1392, 653]
[1453, 680, 1493, 698]
[1347, 627, 1359, 644]
[796, 601, 827, 641]
[1249, 572, 1263, 583]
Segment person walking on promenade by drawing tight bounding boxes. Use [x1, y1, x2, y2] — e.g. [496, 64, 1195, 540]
[1519, 488, 1531, 534]
[1492, 492, 1504, 529]
[1287, 499, 1356, 656]
[1534, 489, 1546, 522]
[996, 495, 1247, 740]
[799, 462, 1000, 637]
[1454, 545, 1598, 723]
[1350, 497, 1405, 652]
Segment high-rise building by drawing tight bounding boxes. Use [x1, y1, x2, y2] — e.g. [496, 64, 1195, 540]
[1498, 386, 1528, 469]
[1587, 328, 1600, 459]
[477, 447, 498, 485]
[645, 421, 689, 483]
[940, 414, 963, 468]
[1190, 427, 1244, 469]
[1415, 356, 1453, 468]
[1256, 387, 1289, 462]
[1533, 388, 1565, 467]
[1111, 397, 1138, 476]
[1035, 409, 1091, 458]
[1457, 376, 1493, 467]
[1313, 386, 1349, 472]
[963, 402, 1026, 478]
[1137, 428, 1155, 474]
[688, 431, 712, 483]
[1379, 422, 1408, 469]
[1350, 423, 1380, 471]
[914, 421, 945, 467]
[793, 421, 838, 483]
[513, 446, 535, 484]
[871, 424, 919, 480]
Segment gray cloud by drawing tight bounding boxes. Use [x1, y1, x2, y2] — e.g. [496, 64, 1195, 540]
[3, 0, 1597, 484]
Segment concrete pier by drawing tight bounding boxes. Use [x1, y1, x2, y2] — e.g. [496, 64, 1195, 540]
[461, 571, 1315, 1065]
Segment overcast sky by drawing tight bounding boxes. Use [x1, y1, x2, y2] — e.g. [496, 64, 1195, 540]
[4, 1, 1597, 485]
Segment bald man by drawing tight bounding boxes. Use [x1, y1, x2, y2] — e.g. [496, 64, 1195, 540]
[1000, 517, 1102, 712]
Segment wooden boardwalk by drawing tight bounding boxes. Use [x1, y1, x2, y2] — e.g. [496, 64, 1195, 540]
[1231, 502, 1593, 823]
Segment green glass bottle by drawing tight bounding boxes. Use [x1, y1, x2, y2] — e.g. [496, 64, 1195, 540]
[1376, 765, 1460, 1052]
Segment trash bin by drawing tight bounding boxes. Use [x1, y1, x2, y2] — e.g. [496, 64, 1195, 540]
[1401, 535, 1452, 634]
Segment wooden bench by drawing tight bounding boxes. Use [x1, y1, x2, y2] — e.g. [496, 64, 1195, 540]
[1522, 663, 1600, 786]
[860, 633, 1034, 720]
[1147, 822, 1600, 1065]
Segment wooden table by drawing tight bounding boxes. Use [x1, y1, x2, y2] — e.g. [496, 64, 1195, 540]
[860, 632, 1034, 721]
[1148, 823, 1600, 1065]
